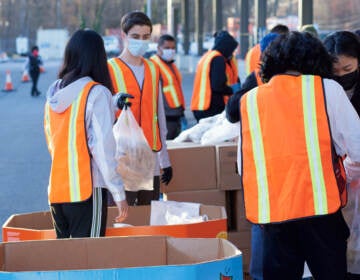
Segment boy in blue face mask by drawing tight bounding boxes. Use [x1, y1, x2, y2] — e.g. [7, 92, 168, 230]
[149, 34, 186, 140]
[107, 11, 173, 206]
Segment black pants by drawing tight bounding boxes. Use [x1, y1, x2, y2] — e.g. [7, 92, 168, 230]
[263, 210, 349, 280]
[30, 70, 40, 96]
[50, 188, 108, 238]
[125, 176, 160, 206]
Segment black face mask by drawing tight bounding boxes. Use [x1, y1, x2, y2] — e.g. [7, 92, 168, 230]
[334, 69, 359, 91]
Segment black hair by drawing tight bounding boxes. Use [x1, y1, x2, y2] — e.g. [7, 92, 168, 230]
[121, 11, 152, 34]
[260, 31, 333, 82]
[270, 24, 290, 35]
[323, 31, 360, 62]
[158, 34, 175, 47]
[31, 46, 39, 52]
[58, 29, 113, 92]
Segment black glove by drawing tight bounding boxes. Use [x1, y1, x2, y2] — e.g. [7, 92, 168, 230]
[117, 93, 134, 110]
[161, 166, 173, 185]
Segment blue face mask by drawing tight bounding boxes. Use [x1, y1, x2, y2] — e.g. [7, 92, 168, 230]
[127, 38, 149, 57]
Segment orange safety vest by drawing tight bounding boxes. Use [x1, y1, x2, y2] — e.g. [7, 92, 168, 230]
[44, 81, 96, 204]
[224, 56, 240, 104]
[245, 44, 261, 76]
[150, 55, 185, 109]
[108, 57, 162, 152]
[240, 75, 343, 224]
[191, 50, 238, 111]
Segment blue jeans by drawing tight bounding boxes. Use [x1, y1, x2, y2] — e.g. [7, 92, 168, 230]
[250, 224, 264, 280]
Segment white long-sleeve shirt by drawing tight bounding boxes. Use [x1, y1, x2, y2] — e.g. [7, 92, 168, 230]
[237, 78, 360, 179]
[112, 62, 171, 176]
[46, 77, 126, 202]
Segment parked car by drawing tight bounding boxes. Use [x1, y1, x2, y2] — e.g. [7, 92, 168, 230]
[103, 35, 120, 58]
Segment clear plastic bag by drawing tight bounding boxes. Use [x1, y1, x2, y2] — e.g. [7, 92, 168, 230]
[113, 108, 155, 191]
[342, 181, 360, 274]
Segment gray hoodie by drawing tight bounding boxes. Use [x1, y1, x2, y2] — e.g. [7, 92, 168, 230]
[46, 76, 125, 202]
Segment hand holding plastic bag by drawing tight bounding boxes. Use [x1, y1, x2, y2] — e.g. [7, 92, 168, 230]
[113, 108, 155, 191]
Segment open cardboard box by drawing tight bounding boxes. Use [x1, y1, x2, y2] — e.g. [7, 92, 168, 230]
[0, 236, 243, 279]
[3, 204, 227, 242]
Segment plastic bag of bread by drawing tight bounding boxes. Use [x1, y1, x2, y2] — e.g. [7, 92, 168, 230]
[113, 108, 155, 191]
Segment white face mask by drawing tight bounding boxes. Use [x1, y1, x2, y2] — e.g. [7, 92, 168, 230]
[161, 49, 176, 61]
[127, 38, 149, 57]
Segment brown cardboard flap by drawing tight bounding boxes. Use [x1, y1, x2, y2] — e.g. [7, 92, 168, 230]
[3, 212, 52, 230]
[199, 205, 227, 219]
[216, 143, 242, 190]
[86, 236, 166, 269]
[160, 143, 217, 192]
[167, 238, 221, 265]
[0, 236, 240, 272]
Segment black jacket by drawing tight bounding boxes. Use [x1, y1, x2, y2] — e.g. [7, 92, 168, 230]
[193, 31, 239, 120]
[226, 71, 258, 123]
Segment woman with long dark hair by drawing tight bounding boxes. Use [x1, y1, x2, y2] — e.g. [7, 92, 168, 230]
[324, 30, 360, 280]
[44, 29, 128, 238]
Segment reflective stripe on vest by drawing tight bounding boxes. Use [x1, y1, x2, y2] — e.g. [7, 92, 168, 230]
[191, 50, 227, 111]
[108, 57, 162, 152]
[150, 55, 184, 108]
[240, 75, 341, 224]
[44, 81, 95, 203]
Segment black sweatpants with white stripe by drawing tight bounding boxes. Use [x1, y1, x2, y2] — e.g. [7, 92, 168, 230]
[50, 188, 108, 238]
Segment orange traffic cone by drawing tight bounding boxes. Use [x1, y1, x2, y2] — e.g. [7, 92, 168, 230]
[21, 69, 30, 83]
[40, 66, 45, 73]
[2, 70, 14, 92]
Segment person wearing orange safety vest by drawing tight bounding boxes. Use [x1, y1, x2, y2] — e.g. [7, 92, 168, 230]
[244, 43, 260, 76]
[229, 32, 360, 279]
[150, 34, 185, 140]
[244, 24, 289, 76]
[108, 11, 172, 206]
[226, 32, 280, 280]
[191, 30, 240, 122]
[44, 29, 128, 239]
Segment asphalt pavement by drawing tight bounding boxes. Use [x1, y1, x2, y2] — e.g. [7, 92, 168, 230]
[0, 56, 246, 241]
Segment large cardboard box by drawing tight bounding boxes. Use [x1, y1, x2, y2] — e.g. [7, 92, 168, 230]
[216, 143, 242, 190]
[3, 204, 227, 242]
[0, 236, 243, 279]
[160, 142, 217, 192]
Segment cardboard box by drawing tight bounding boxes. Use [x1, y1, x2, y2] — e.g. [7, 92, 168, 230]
[160, 142, 217, 192]
[233, 190, 252, 231]
[3, 205, 227, 242]
[216, 143, 242, 190]
[0, 236, 243, 279]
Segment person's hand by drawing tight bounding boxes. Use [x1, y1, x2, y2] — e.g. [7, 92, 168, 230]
[116, 93, 134, 110]
[161, 166, 173, 185]
[230, 83, 241, 94]
[114, 199, 129, 223]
